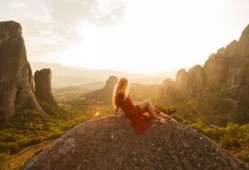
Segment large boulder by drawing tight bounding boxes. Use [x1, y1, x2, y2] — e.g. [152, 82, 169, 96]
[34, 69, 57, 107]
[0, 21, 43, 121]
[23, 116, 249, 170]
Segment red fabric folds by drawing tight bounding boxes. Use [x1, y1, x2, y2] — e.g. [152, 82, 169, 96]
[116, 93, 160, 135]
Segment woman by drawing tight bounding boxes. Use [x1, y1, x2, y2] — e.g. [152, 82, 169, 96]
[113, 77, 176, 135]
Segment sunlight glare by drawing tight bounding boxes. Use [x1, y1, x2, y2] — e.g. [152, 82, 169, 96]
[94, 111, 101, 117]
[41, 0, 245, 74]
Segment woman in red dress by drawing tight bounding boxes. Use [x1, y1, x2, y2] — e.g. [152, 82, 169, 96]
[113, 77, 176, 135]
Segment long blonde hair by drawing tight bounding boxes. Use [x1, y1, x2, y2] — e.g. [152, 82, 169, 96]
[112, 77, 129, 108]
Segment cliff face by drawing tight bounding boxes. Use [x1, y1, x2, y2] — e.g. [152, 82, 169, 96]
[203, 51, 228, 89]
[0, 21, 43, 121]
[175, 65, 204, 98]
[173, 24, 249, 105]
[23, 116, 249, 170]
[34, 69, 57, 107]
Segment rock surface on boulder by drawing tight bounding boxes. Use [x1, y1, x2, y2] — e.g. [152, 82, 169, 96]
[23, 116, 249, 170]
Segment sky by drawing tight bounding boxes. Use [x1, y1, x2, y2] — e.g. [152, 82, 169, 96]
[1, 0, 249, 74]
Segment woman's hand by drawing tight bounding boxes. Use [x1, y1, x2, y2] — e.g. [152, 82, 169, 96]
[112, 107, 119, 124]
[112, 114, 116, 122]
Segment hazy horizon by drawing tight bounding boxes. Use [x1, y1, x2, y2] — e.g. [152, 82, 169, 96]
[31, 61, 176, 88]
[31, 61, 178, 75]
[1, 0, 249, 74]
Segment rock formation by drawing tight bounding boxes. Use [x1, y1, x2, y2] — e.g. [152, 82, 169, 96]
[203, 52, 228, 90]
[173, 24, 249, 107]
[82, 76, 118, 104]
[187, 65, 204, 98]
[34, 69, 57, 107]
[23, 116, 249, 170]
[161, 79, 176, 95]
[176, 69, 188, 94]
[175, 65, 204, 99]
[0, 21, 43, 121]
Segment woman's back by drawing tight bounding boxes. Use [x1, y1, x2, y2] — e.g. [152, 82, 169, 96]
[116, 93, 139, 119]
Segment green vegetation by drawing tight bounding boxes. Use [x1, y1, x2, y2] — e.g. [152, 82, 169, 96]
[0, 140, 54, 170]
[176, 118, 249, 164]
[171, 94, 249, 126]
[0, 109, 84, 154]
[0, 153, 12, 169]
[155, 104, 179, 115]
[1, 91, 249, 169]
[0, 99, 114, 170]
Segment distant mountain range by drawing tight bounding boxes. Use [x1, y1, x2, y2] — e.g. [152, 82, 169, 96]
[30, 62, 175, 88]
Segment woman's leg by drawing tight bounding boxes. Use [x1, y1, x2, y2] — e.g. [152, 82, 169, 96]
[137, 100, 161, 120]
[138, 100, 177, 123]
[158, 112, 168, 119]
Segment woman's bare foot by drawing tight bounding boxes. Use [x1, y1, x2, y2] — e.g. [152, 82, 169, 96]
[156, 117, 177, 124]
[167, 117, 177, 123]
[157, 117, 166, 124]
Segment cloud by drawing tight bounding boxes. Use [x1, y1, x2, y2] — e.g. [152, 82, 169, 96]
[28, 0, 127, 56]
[8, 1, 26, 8]
[47, 0, 125, 26]
[3, 0, 127, 57]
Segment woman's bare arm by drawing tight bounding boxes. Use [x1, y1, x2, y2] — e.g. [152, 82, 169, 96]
[114, 107, 120, 119]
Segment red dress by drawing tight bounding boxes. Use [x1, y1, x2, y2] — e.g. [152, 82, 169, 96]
[116, 93, 160, 135]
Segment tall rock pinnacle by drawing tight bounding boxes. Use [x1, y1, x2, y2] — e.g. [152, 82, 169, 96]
[0, 21, 43, 121]
[34, 69, 57, 107]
